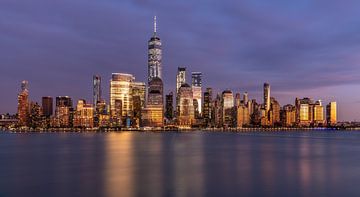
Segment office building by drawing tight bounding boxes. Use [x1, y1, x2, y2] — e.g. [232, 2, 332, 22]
[326, 102, 337, 126]
[148, 16, 162, 83]
[142, 77, 164, 127]
[42, 96, 53, 117]
[222, 90, 234, 127]
[17, 80, 29, 126]
[191, 72, 202, 117]
[73, 99, 94, 128]
[165, 92, 174, 121]
[93, 75, 102, 107]
[203, 88, 213, 126]
[177, 84, 194, 127]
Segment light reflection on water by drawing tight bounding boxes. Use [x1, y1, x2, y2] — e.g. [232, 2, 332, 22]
[0, 131, 360, 197]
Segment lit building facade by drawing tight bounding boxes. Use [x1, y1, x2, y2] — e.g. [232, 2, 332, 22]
[17, 80, 29, 126]
[177, 84, 194, 127]
[165, 92, 174, 121]
[203, 88, 213, 127]
[142, 77, 164, 127]
[191, 72, 202, 117]
[326, 102, 337, 126]
[93, 75, 102, 107]
[73, 99, 94, 128]
[313, 100, 324, 125]
[222, 90, 234, 127]
[110, 73, 135, 121]
[148, 16, 162, 83]
[264, 83, 270, 113]
[281, 104, 296, 127]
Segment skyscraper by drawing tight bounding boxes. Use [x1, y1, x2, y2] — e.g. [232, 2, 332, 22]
[222, 90, 234, 127]
[178, 83, 194, 127]
[165, 92, 174, 121]
[203, 88, 213, 126]
[93, 75, 102, 107]
[176, 67, 186, 94]
[42, 96, 53, 117]
[73, 99, 94, 128]
[191, 72, 202, 117]
[110, 73, 135, 121]
[17, 81, 29, 126]
[54, 96, 73, 128]
[326, 102, 337, 126]
[148, 16, 162, 83]
[142, 77, 164, 127]
[264, 83, 270, 113]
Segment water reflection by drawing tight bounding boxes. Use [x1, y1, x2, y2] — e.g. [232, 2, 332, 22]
[0, 131, 359, 196]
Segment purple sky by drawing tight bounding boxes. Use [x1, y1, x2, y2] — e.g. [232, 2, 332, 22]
[1, 0, 360, 121]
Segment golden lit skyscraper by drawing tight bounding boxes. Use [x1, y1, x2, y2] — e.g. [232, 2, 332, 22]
[178, 83, 194, 127]
[110, 73, 135, 120]
[326, 102, 337, 126]
[191, 72, 202, 116]
[313, 100, 324, 125]
[17, 80, 29, 126]
[142, 77, 164, 128]
[222, 90, 234, 127]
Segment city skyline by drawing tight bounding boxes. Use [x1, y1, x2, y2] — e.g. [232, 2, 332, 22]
[1, 1, 360, 120]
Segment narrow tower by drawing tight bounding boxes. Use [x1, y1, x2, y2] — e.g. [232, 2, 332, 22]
[148, 16, 162, 83]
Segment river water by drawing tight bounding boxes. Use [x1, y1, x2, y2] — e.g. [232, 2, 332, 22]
[0, 130, 359, 197]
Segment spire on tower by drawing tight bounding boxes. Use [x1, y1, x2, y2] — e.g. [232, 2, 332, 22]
[153, 16, 157, 35]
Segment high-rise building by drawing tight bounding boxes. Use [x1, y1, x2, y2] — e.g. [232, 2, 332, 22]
[203, 88, 213, 126]
[73, 99, 94, 128]
[270, 97, 281, 126]
[222, 90, 234, 127]
[56, 96, 73, 108]
[313, 100, 324, 125]
[326, 102, 337, 126]
[110, 73, 135, 121]
[148, 16, 162, 83]
[142, 77, 164, 127]
[281, 104, 296, 127]
[93, 75, 102, 107]
[42, 96, 53, 117]
[29, 102, 42, 128]
[165, 92, 174, 121]
[235, 93, 241, 107]
[17, 81, 29, 126]
[177, 84, 194, 127]
[176, 67, 186, 94]
[296, 97, 313, 126]
[243, 92, 249, 106]
[236, 103, 250, 128]
[264, 83, 270, 113]
[191, 72, 202, 116]
[131, 82, 146, 108]
[53, 96, 73, 128]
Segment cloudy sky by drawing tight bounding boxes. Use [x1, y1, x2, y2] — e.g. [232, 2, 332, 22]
[1, 0, 360, 121]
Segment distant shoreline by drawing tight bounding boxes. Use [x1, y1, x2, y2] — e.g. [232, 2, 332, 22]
[1, 127, 359, 133]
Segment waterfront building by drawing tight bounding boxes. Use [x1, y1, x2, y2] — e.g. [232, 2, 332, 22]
[214, 94, 222, 127]
[29, 102, 43, 128]
[165, 92, 174, 121]
[296, 97, 314, 126]
[53, 106, 70, 128]
[148, 16, 162, 83]
[236, 104, 250, 128]
[110, 73, 135, 123]
[42, 96, 53, 117]
[270, 97, 281, 126]
[203, 88, 213, 127]
[281, 104, 296, 127]
[176, 67, 186, 94]
[56, 96, 73, 108]
[191, 72, 202, 117]
[93, 75, 102, 107]
[17, 80, 29, 126]
[313, 100, 324, 126]
[264, 83, 270, 113]
[142, 77, 164, 128]
[73, 100, 94, 128]
[326, 102, 337, 126]
[222, 90, 234, 127]
[131, 82, 146, 108]
[177, 83, 194, 127]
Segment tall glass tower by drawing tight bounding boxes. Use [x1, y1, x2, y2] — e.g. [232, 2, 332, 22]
[148, 16, 162, 83]
[93, 75, 102, 107]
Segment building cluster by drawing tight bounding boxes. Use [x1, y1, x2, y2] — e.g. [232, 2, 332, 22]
[13, 17, 338, 130]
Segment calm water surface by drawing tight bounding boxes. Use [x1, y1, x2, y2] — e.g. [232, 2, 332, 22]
[0, 130, 360, 197]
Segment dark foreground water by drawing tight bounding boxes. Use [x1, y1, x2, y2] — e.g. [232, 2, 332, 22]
[0, 130, 360, 197]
